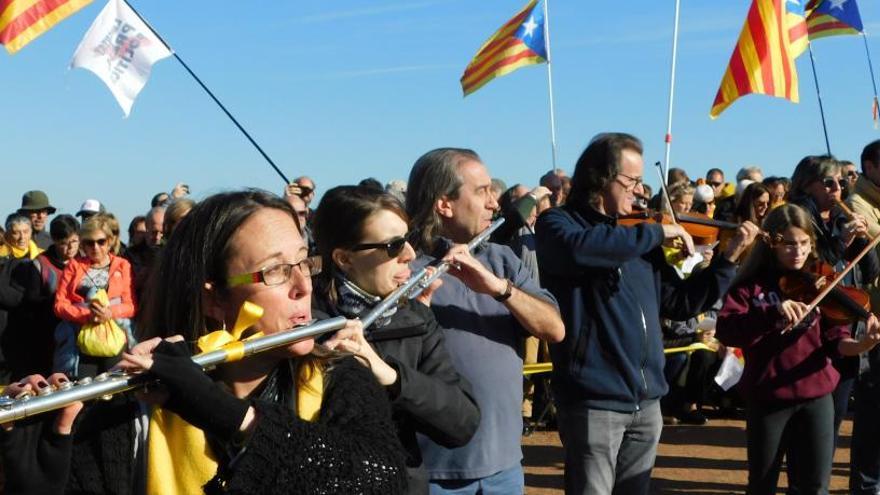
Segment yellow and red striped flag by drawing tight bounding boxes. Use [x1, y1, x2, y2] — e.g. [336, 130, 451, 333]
[0, 0, 93, 55]
[460, 0, 547, 97]
[710, 0, 802, 118]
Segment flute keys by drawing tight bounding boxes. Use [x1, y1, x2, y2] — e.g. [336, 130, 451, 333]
[37, 385, 56, 396]
[13, 390, 34, 401]
[58, 381, 73, 391]
[95, 372, 110, 382]
[77, 377, 93, 386]
[0, 396, 14, 409]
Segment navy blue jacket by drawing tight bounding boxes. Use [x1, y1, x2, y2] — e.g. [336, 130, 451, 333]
[535, 204, 737, 412]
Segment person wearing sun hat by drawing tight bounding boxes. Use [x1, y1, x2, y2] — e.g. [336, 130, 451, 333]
[18, 190, 56, 249]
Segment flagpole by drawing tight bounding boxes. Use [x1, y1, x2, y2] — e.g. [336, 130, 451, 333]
[861, 32, 880, 127]
[807, 43, 832, 155]
[122, 0, 291, 185]
[662, 0, 681, 184]
[542, 0, 559, 170]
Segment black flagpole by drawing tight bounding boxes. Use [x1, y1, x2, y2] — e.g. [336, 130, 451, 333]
[122, 0, 291, 185]
[807, 43, 832, 155]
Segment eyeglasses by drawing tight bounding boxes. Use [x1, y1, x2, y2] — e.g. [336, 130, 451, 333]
[820, 177, 847, 190]
[708, 181, 723, 188]
[227, 258, 320, 287]
[351, 233, 413, 258]
[615, 173, 644, 191]
[82, 238, 108, 247]
[846, 171, 859, 179]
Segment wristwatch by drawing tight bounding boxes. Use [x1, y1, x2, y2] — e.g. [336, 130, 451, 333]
[493, 279, 514, 302]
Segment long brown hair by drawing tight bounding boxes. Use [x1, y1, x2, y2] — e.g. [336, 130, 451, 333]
[312, 185, 408, 304]
[733, 203, 818, 286]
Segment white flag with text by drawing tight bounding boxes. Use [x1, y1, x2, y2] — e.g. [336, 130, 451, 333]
[71, 0, 172, 117]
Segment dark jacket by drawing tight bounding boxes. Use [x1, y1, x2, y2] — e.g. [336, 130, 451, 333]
[717, 272, 850, 402]
[0, 257, 33, 381]
[535, 204, 737, 412]
[314, 299, 480, 494]
[789, 194, 880, 381]
[0, 357, 408, 495]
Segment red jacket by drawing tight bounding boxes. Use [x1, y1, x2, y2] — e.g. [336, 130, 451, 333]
[717, 272, 849, 402]
[54, 255, 136, 325]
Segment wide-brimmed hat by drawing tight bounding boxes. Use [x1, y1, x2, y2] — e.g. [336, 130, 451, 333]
[19, 190, 56, 214]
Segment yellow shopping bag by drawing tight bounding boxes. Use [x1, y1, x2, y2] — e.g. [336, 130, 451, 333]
[76, 288, 126, 357]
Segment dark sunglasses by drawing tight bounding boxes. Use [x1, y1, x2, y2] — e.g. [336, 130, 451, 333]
[820, 177, 847, 190]
[82, 238, 108, 247]
[352, 233, 414, 258]
[846, 171, 859, 179]
[708, 181, 723, 188]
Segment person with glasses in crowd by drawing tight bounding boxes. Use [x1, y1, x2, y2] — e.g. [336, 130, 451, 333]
[310, 185, 480, 494]
[53, 214, 136, 379]
[535, 132, 759, 495]
[1, 190, 409, 494]
[717, 203, 880, 495]
[841, 160, 859, 199]
[17, 190, 56, 250]
[787, 155, 880, 456]
[1, 215, 80, 382]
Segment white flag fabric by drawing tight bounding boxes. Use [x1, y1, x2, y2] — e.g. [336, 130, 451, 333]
[70, 0, 172, 117]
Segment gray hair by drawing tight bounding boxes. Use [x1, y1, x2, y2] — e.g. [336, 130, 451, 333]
[406, 148, 479, 252]
[5, 214, 31, 232]
[736, 165, 764, 183]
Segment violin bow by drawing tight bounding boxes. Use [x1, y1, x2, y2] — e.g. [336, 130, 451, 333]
[782, 220, 880, 333]
[654, 161, 680, 225]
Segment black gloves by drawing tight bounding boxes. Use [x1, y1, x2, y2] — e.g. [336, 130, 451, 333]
[149, 341, 250, 442]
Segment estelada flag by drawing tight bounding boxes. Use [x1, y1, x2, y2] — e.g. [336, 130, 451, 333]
[70, 0, 172, 117]
[460, 0, 547, 97]
[805, 0, 863, 40]
[710, 0, 802, 118]
[0, 0, 93, 54]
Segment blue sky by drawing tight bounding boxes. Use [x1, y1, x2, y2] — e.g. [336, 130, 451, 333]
[3, 0, 880, 235]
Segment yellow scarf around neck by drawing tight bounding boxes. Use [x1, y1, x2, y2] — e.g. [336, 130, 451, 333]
[0, 241, 41, 260]
[145, 362, 324, 494]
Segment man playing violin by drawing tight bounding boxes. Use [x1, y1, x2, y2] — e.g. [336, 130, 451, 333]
[535, 132, 760, 495]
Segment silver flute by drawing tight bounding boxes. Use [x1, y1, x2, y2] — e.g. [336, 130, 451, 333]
[0, 316, 348, 425]
[360, 217, 505, 328]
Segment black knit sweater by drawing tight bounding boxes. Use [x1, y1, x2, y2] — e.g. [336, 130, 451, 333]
[1, 356, 408, 494]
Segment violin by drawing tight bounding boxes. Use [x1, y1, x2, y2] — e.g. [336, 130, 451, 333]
[619, 206, 740, 245]
[778, 261, 871, 326]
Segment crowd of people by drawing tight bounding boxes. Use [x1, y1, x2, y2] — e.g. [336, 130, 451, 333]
[1, 136, 880, 494]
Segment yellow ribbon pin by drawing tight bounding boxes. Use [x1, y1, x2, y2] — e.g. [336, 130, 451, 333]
[196, 301, 264, 361]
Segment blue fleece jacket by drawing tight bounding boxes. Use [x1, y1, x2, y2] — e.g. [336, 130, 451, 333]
[535, 205, 737, 412]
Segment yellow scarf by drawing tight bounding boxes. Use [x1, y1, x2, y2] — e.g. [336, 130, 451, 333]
[146, 362, 324, 494]
[0, 241, 41, 259]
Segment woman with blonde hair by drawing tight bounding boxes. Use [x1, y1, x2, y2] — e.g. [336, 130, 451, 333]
[53, 214, 135, 378]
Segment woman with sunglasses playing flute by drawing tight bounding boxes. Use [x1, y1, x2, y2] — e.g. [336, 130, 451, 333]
[1, 190, 408, 494]
[311, 185, 480, 495]
[787, 155, 880, 452]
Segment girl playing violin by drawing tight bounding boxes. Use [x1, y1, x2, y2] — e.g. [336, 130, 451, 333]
[717, 203, 880, 495]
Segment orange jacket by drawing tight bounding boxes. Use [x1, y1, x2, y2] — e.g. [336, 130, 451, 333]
[54, 255, 136, 324]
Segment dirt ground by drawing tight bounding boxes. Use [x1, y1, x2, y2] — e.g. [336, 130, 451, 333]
[523, 418, 853, 494]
